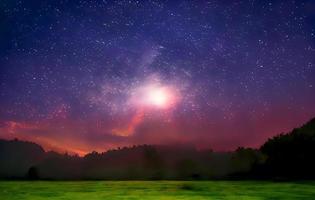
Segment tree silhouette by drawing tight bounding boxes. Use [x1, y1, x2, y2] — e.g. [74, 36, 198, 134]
[260, 118, 315, 179]
[27, 166, 39, 180]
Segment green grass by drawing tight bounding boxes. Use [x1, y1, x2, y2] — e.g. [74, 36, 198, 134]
[1, 181, 315, 200]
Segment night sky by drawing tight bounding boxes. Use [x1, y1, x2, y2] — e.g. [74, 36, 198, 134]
[1, 0, 315, 155]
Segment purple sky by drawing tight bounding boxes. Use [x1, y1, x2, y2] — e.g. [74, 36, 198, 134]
[1, 0, 315, 155]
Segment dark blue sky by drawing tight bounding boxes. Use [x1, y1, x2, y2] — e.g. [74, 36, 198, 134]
[1, 0, 315, 155]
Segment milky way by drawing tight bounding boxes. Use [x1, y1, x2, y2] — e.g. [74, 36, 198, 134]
[1, 0, 315, 155]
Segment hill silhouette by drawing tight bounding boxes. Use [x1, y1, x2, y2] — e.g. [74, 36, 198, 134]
[0, 117, 314, 180]
[0, 139, 45, 178]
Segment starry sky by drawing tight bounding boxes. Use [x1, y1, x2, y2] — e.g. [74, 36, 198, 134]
[1, 0, 315, 155]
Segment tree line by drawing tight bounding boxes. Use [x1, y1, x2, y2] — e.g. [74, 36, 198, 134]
[0, 117, 314, 180]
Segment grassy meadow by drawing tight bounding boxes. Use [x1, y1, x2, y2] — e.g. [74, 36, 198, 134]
[0, 181, 315, 200]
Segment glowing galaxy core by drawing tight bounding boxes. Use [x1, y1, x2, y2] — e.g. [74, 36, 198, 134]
[111, 79, 181, 137]
[142, 84, 177, 109]
[147, 86, 168, 107]
[129, 77, 180, 111]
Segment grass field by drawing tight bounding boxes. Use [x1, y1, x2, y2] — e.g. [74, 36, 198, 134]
[0, 181, 315, 200]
